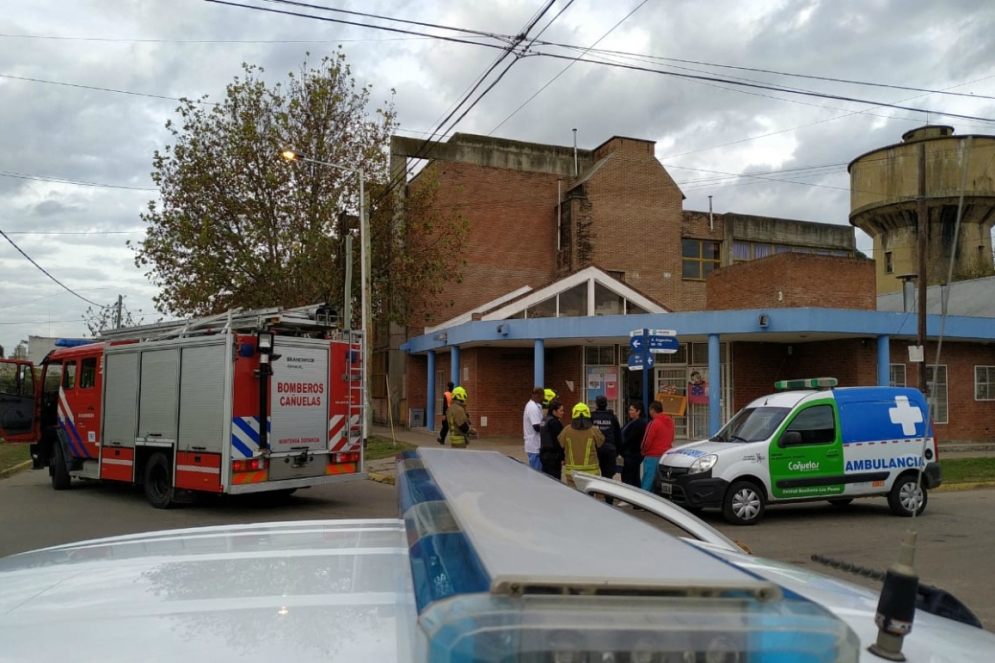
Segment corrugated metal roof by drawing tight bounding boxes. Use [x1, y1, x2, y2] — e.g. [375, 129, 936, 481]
[877, 276, 995, 318]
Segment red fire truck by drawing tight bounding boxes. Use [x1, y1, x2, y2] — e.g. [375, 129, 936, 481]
[0, 305, 366, 507]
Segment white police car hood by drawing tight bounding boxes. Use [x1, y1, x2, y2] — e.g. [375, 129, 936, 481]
[0, 519, 417, 663]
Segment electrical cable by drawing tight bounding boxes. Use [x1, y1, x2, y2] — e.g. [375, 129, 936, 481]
[0, 170, 157, 191]
[0, 73, 217, 105]
[0, 227, 107, 307]
[489, 0, 646, 135]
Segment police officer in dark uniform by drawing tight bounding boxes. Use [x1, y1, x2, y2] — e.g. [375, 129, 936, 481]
[591, 395, 622, 503]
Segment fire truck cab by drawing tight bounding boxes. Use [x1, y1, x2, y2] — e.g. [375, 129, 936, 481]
[0, 305, 366, 507]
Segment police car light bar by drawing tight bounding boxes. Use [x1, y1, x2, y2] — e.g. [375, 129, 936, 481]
[397, 448, 860, 663]
[774, 377, 839, 390]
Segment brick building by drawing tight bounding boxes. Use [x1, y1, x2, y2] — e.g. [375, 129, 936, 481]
[384, 132, 995, 447]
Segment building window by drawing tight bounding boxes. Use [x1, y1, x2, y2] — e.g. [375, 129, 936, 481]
[80, 357, 97, 389]
[733, 241, 751, 261]
[585, 346, 615, 365]
[594, 283, 624, 316]
[62, 361, 77, 390]
[605, 270, 625, 283]
[889, 364, 906, 388]
[885, 251, 894, 274]
[370, 351, 387, 399]
[925, 365, 948, 424]
[682, 239, 721, 280]
[975, 366, 995, 400]
[558, 283, 588, 317]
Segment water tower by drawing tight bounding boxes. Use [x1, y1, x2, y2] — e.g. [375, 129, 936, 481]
[849, 125, 995, 294]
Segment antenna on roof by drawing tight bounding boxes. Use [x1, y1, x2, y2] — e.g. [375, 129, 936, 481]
[572, 128, 578, 176]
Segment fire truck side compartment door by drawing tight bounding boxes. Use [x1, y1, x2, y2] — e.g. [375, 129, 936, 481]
[178, 343, 226, 453]
[0, 360, 36, 440]
[138, 349, 179, 444]
[103, 352, 139, 448]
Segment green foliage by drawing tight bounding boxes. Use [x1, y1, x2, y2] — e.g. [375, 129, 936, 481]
[133, 52, 467, 323]
[941, 457, 995, 484]
[364, 435, 417, 460]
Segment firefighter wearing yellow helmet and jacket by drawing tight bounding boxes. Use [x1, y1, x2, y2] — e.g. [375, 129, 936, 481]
[446, 386, 477, 449]
[557, 403, 604, 487]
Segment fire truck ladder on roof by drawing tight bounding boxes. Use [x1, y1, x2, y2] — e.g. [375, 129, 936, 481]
[96, 304, 341, 342]
[344, 329, 366, 453]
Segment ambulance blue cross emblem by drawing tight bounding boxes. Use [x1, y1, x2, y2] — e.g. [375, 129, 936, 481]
[889, 396, 924, 436]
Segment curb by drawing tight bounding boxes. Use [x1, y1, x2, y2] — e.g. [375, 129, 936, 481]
[935, 481, 995, 492]
[367, 472, 396, 486]
[0, 459, 33, 481]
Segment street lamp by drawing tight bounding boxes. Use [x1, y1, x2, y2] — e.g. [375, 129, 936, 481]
[281, 148, 370, 443]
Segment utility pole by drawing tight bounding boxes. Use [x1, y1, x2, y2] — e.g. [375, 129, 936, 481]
[916, 141, 928, 395]
[114, 295, 123, 330]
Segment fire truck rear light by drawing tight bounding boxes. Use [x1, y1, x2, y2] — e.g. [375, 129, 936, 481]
[233, 458, 268, 472]
[334, 452, 360, 464]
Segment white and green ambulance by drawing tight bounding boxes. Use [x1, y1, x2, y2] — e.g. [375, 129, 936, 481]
[655, 378, 942, 525]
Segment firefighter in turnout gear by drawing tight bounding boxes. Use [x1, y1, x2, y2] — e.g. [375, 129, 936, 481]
[557, 403, 604, 488]
[446, 386, 476, 449]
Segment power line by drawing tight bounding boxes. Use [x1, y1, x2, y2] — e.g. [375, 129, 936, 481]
[0, 170, 157, 191]
[0, 73, 217, 106]
[0, 319, 80, 325]
[0, 227, 106, 307]
[3, 230, 144, 235]
[371, 1, 558, 209]
[0, 32, 490, 44]
[203, 0, 511, 52]
[258, 0, 513, 42]
[489, 0, 647, 135]
[566, 45, 995, 102]
[529, 51, 995, 125]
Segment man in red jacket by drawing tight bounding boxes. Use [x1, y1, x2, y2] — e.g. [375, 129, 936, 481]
[640, 400, 674, 492]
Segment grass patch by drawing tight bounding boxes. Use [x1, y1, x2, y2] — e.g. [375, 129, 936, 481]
[364, 435, 417, 461]
[0, 443, 31, 475]
[941, 457, 995, 484]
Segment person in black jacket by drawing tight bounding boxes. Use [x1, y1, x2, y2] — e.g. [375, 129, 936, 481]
[619, 400, 648, 488]
[538, 400, 566, 480]
[591, 395, 622, 503]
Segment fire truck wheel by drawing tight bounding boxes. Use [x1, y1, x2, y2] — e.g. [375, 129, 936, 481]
[51, 444, 71, 490]
[144, 452, 176, 509]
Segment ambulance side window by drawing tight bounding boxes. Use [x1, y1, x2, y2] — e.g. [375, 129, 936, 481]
[62, 361, 77, 390]
[781, 405, 836, 446]
[80, 357, 97, 389]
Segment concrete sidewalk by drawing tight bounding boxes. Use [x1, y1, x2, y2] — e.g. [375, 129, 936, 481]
[364, 425, 995, 485]
[365, 425, 527, 484]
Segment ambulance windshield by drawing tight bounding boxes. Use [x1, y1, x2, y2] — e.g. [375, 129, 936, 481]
[711, 406, 791, 443]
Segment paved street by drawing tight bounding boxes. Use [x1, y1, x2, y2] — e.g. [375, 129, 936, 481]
[0, 468, 397, 558]
[2, 462, 993, 630]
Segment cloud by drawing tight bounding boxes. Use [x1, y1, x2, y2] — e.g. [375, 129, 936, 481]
[2, 0, 995, 353]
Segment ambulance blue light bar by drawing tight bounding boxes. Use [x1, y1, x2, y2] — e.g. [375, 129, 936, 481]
[397, 448, 861, 663]
[774, 377, 838, 390]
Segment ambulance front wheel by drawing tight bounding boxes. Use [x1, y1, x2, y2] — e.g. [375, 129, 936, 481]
[722, 480, 766, 526]
[888, 473, 927, 517]
[144, 452, 176, 509]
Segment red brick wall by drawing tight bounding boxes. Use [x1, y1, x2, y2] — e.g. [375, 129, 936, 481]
[680, 211, 726, 311]
[731, 340, 878, 411]
[407, 161, 561, 328]
[579, 139, 687, 310]
[404, 345, 586, 437]
[890, 341, 995, 444]
[708, 253, 876, 311]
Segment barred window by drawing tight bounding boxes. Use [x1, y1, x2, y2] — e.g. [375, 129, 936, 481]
[975, 366, 995, 401]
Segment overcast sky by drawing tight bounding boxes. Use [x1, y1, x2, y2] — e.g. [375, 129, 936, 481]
[2, 0, 995, 354]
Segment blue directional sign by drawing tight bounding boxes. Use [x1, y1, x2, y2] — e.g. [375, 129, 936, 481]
[629, 335, 645, 352]
[627, 352, 655, 370]
[648, 335, 679, 353]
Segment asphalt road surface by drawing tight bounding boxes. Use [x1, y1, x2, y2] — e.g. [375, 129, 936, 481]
[2, 468, 993, 629]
